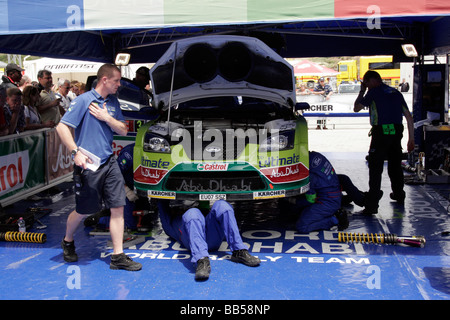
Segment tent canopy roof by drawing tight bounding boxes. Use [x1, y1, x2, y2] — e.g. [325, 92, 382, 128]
[0, 1, 449, 63]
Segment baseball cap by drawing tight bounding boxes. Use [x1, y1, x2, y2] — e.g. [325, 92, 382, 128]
[6, 63, 24, 73]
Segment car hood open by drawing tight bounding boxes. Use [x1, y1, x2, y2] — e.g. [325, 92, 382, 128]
[150, 35, 296, 110]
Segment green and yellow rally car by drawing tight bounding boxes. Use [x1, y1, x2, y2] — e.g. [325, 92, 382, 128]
[133, 35, 310, 201]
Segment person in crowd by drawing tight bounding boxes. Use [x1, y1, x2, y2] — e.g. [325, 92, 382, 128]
[0, 88, 8, 136]
[19, 75, 32, 90]
[157, 199, 261, 281]
[36, 70, 62, 124]
[56, 78, 71, 112]
[67, 80, 80, 101]
[0, 63, 24, 102]
[398, 78, 410, 92]
[22, 85, 55, 130]
[354, 70, 414, 215]
[297, 83, 311, 95]
[56, 63, 142, 271]
[79, 82, 86, 95]
[3, 87, 25, 134]
[313, 77, 333, 100]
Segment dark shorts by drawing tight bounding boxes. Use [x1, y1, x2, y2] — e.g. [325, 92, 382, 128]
[74, 156, 126, 215]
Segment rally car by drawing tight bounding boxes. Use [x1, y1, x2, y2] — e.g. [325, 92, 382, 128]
[133, 35, 310, 201]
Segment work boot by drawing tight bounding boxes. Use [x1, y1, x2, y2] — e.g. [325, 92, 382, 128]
[61, 239, 78, 262]
[335, 209, 349, 230]
[195, 257, 211, 281]
[231, 249, 261, 267]
[390, 192, 405, 205]
[110, 253, 142, 271]
[362, 190, 383, 215]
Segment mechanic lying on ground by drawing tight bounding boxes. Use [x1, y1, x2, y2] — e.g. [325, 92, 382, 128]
[157, 199, 261, 281]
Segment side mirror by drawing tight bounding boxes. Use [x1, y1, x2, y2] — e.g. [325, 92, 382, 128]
[295, 102, 310, 111]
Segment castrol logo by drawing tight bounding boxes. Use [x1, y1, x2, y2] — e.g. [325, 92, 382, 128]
[0, 151, 29, 196]
[197, 163, 229, 171]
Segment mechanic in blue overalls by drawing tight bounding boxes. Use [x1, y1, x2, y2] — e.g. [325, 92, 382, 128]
[292, 151, 348, 233]
[157, 199, 261, 281]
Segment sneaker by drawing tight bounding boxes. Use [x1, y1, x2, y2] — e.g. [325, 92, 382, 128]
[110, 253, 142, 271]
[195, 257, 211, 281]
[61, 239, 78, 262]
[231, 249, 261, 267]
[390, 192, 405, 205]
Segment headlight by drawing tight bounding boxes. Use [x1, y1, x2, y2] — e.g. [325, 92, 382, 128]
[259, 132, 294, 152]
[144, 134, 171, 153]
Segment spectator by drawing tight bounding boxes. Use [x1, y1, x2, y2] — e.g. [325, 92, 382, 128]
[22, 85, 55, 130]
[3, 87, 25, 134]
[0, 88, 8, 136]
[0, 63, 24, 101]
[35, 70, 62, 124]
[19, 75, 32, 91]
[297, 83, 310, 95]
[67, 80, 79, 101]
[55, 78, 71, 113]
[313, 77, 333, 100]
[79, 82, 86, 94]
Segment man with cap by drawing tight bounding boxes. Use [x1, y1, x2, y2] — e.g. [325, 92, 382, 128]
[313, 77, 333, 100]
[0, 63, 24, 99]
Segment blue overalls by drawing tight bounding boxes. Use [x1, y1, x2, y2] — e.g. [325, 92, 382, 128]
[157, 200, 248, 263]
[294, 151, 341, 233]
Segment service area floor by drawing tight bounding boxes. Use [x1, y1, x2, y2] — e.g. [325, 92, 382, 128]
[1, 126, 449, 301]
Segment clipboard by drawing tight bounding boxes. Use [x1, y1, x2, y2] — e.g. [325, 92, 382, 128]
[79, 147, 101, 171]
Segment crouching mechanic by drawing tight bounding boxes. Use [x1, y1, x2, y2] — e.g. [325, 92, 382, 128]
[293, 151, 348, 233]
[157, 199, 261, 281]
[56, 63, 141, 271]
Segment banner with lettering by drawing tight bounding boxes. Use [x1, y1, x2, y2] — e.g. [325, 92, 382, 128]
[0, 132, 45, 199]
[46, 129, 73, 182]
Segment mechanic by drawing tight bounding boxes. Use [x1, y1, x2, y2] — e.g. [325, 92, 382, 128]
[354, 70, 414, 214]
[290, 151, 349, 233]
[157, 199, 261, 281]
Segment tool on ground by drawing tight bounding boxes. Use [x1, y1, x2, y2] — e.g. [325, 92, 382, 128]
[338, 232, 426, 248]
[0, 231, 47, 243]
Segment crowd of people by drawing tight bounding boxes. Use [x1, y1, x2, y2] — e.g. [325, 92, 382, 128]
[0, 63, 86, 137]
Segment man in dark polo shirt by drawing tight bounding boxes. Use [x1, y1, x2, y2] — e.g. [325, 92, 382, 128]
[354, 71, 414, 215]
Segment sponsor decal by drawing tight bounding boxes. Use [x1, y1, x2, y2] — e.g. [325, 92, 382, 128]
[141, 156, 170, 169]
[259, 163, 309, 184]
[253, 190, 286, 199]
[258, 153, 300, 168]
[0, 151, 29, 196]
[177, 179, 252, 192]
[197, 163, 229, 171]
[134, 165, 168, 185]
[148, 190, 176, 199]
